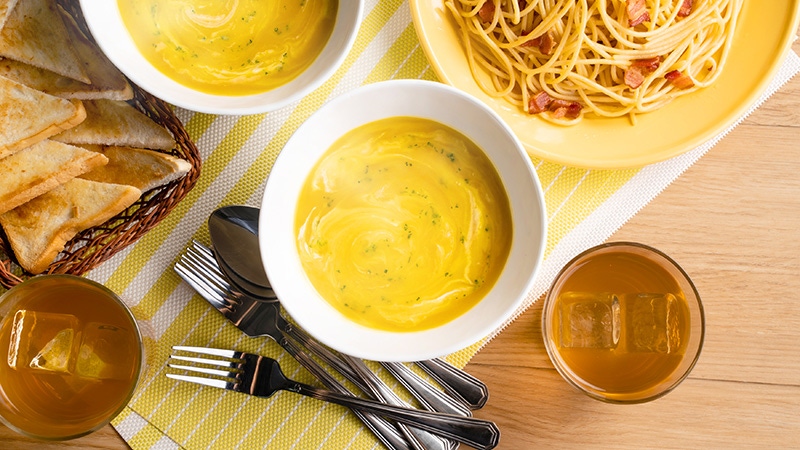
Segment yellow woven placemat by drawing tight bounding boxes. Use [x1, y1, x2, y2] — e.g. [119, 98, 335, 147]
[81, 1, 800, 448]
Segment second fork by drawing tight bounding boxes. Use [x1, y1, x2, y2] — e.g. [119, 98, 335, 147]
[175, 245, 413, 450]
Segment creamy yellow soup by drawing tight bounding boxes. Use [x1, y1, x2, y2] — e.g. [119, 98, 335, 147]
[118, 0, 337, 95]
[295, 117, 513, 332]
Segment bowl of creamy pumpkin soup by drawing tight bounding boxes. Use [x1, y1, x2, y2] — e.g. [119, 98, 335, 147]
[260, 80, 547, 361]
[79, 0, 361, 114]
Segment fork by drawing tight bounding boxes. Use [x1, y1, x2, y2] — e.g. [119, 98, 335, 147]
[167, 346, 500, 450]
[175, 243, 412, 450]
[176, 242, 459, 450]
[179, 240, 480, 415]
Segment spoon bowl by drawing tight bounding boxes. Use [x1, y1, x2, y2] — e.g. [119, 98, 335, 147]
[209, 206, 275, 299]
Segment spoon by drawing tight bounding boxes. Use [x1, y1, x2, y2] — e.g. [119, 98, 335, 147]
[208, 205, 490, 410]
[209, 207, 455, 450]
[208, 206, 275, 300]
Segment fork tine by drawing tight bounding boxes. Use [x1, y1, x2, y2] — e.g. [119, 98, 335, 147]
[191, 239, 215, 257]
[168, 346, 244, 390]
[166, 373, 232, 390]
[185, 248, 239, 299]
[170, 354, 239, 368]
[168, 363, 235, 378]
[175, 255, 216, 297]
[176, 248, 237, 309]
[183, 246, 230, 290]
[187, 242, 226, 277]
[173, 345, 239, 358]
[175, 258, 225, 303]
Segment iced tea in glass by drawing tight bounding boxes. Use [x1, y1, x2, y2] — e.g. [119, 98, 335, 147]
[0, 275, 145, 440]
[542, 242, 705, 403]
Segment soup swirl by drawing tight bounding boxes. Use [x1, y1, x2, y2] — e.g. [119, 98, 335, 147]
[295, 117, 512, 332]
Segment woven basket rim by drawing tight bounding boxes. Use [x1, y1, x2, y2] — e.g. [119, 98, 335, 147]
[0, 0, 202, 289]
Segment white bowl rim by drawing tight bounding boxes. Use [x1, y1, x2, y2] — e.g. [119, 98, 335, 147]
[79, 0, 363, 115]
[260, 79, 547, 361]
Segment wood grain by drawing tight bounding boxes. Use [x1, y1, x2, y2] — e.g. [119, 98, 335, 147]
[0, 424, 128, 449]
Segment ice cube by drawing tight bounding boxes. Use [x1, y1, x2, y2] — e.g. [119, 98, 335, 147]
[30, 329, 75, 372]
[75, 322, 138, 380]
[627, 293, 681, 353]
[558, 292, 620, 349]
[7, 310, 79, 373]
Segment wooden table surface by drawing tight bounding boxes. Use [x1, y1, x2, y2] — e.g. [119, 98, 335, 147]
[2, 39, 798, 450]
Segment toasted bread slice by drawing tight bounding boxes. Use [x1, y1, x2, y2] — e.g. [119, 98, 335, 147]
[0, 140, 108, 215]
[53, 99, 176, 151]
[0, 8, 132, 100]
[0, 55, 132, 100]
[0, 75, 86, 159]
[0, 0, 89, 83]
[79, 145, 192, 192]
[58, 11, 133, 100]
[0, 178, 141, 274]
[0, 0, 20, 30]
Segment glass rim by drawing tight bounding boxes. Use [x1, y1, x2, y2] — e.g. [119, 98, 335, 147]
[541, 241, 705, 404]
[0, 274, 145, 440]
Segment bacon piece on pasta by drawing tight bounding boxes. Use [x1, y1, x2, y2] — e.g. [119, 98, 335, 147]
[625, 56, 662, 88]
[678, 0, 693, 17]
[520, 31, 541, 48]
[478, 2, 495, 22]
[528, 91, 552, 114]
[550, 107, 568, 119]
[665, 70, 695, 89]
[549, 99, 582, 119]
[565, 102, 582, 119]
[624, 66, 645, 89]
[631, 57, 662, 72]
[539, 30, 555, 55]
[520, 30, 554, 55]
[627, 0, 650, 27]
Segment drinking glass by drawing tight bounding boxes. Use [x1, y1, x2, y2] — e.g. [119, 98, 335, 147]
[0, 275, 148, 440]
[542, 242, 705, 403]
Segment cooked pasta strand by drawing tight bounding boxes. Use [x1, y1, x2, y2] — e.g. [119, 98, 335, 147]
[446, 0, 743, 124]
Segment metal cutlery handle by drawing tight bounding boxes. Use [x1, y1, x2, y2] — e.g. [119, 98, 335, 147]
[286, 311, 486, 413]
[343, 355, 454, 450]
[284, 319, 458, 449]
[277, 337, 411, 450]
[279, 317, 366, 390]
[293, 381, 501, 450]
[283, 316, 478, 415]
[382, 362, 471, 417]
[287, 315, 470, 417]
[416, 359, 489, 410]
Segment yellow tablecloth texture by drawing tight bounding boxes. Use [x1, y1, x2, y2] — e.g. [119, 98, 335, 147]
[81, 1, 800, 449]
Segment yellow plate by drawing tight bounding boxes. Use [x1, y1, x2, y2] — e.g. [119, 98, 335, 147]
[410, 1, 800, 169]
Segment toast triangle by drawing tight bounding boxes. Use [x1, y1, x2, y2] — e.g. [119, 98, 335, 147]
[53, 99, 176, 151]
[0, 75, 86, 159]
[0, 139, 108, 215]
[0, 178, 141, 274]
[79, 145, 192, 192]
[0, 0, 89, 83]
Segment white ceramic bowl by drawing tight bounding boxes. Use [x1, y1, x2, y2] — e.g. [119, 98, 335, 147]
[260, 80, 547, 361]
[79, 0, 362, 115]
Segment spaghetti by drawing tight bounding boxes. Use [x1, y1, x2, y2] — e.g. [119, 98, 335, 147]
[446, 0, 743, 124]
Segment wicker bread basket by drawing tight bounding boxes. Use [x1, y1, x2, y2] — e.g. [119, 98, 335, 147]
[0, 0, 202, 289]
